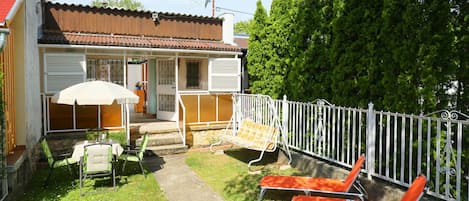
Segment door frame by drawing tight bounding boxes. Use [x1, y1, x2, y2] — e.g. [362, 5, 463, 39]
[156, 57, 178, 121]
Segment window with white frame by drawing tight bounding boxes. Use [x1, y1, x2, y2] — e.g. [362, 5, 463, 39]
[186, 61, 200, 88]
[44, 53, 86, 93]
[208, 58, 241, 91]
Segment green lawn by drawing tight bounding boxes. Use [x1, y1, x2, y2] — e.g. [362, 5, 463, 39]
[186, 149, 307, 201]
[20, 161, 167, 201]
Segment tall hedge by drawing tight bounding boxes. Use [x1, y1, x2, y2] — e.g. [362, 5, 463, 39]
[248, 0, 467, 114]
[247, 1, 269, 95]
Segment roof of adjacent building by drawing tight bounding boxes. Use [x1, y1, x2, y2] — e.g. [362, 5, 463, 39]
[0, 0, 16, 25]
[39, 32, 241, 52]
[234, 34, 249, 49]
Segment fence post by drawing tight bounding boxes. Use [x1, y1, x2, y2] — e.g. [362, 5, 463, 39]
[282, 95, 288, 144]
[366, 102, 376, 180]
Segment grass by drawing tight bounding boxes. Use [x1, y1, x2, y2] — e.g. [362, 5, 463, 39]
[20, 157, 167, 201]
[186, 149, 307, 201]
[20, 130, 166, 201]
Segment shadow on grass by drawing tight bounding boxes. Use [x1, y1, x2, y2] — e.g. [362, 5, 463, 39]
[21, 165, 80, 201]
[223, 148, 279, 166]
[20, 162, 154, 201]
[221, 149, 310, 201]
[223, 169, 307, 201]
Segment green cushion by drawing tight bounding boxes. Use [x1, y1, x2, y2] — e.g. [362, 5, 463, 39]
[119, 154, 140, 162]
[53, 157, 78, 168]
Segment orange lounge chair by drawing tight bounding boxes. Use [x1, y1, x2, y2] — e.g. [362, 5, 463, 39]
[258, 155, 366, 201]
[292, 175, 427, 201]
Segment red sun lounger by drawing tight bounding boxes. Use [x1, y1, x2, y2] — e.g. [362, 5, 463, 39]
[258, 155, 366, 201]
[292, 174, 427, 201]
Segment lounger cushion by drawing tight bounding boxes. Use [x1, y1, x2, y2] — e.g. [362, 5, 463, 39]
[400, 175, 427, 201]
[292, 195, 345, 201]
[260, 176, 347, 192]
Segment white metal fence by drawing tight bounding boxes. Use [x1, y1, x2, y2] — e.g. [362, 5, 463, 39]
[237, 94, 469, 201]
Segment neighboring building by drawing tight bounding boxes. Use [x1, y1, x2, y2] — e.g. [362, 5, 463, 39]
[39, 2, 242, 138]
[234, 34, 249, 93]
[0, 0, 42, 198]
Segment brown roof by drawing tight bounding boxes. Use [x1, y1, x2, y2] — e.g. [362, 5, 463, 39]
[47, 1, 221, 21]
[39, 32, 241, 52]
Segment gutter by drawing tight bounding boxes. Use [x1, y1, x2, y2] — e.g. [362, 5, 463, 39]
[38, 44, 243, 55]
[0, 28, 10, 52]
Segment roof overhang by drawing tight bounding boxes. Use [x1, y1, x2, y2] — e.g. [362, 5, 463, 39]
[39, 32, 242, 55]
[0, 0, 23, 27]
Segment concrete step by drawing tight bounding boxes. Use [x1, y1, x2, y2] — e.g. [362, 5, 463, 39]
[147, 144, 188, 155]
[138, 122, 179, 134]
[136, 133, 183, 146]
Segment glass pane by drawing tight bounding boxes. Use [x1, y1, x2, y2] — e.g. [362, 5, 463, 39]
[186, 61, 200, 88]
[158, 60, 175, 85]
[86, 58, 124, 85]
[158, 94, 175, 112]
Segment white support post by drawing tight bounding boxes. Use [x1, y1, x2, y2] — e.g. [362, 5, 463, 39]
[232, 94, 237, 136]
[282, 95, 289, 145]
[126, 103, 130, 145]
[366, 102, 376, 180]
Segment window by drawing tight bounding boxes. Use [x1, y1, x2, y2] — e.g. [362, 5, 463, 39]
[86, 58, 124, 85]
[208, 58, 241, 91]
[186, 61, 200, 88]
[44, 53, 86, 93]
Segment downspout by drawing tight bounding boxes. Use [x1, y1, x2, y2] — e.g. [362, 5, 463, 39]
[0, 28, 10, 52]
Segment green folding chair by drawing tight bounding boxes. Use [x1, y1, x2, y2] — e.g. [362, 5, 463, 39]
[119, 133, 149, 177]
[79, 143, 116, 196]
[40, 138, 77, 186]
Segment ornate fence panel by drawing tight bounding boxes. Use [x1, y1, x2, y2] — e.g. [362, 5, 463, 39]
[239, 94, 469, 201]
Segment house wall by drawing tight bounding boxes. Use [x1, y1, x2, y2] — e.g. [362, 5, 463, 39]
[43, 2, 223, 40]
[23, 0, 42, 149]
[0, 29, 16, 154]
[12, 2, 25, 147]
[5, 0, 43, 199]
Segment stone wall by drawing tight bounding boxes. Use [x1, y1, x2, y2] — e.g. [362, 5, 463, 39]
[186, 124, 230, 148]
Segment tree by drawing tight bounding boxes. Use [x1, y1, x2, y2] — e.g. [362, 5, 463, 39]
[330, 0, 383, 108]
[234, 20, 251, 34]
[287, 0, 334, 102]
[247, 1, 269, 95]
[451, 0, 469, 112]
[91, 0, 143, 10]
[260, 0, 295, 99]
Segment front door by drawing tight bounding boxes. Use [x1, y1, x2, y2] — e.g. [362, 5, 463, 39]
[156, 60, 177, 121]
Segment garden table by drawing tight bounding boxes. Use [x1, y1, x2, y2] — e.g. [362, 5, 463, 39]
[71, 140, 124, 162]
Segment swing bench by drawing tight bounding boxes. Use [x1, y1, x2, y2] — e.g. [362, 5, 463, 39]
[210, 119, 279, 167]
[210, 94, 292, 169]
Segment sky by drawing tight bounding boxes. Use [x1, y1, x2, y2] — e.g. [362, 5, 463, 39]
[51, 0, 272, 23]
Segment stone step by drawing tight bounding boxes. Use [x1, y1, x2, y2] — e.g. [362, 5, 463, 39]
[147, 144, 188, 155]
[138, 122, 179, 134]
[136, 133, 183, 146]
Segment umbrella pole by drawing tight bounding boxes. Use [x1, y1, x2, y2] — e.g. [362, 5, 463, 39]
[126, 103, 130, 145]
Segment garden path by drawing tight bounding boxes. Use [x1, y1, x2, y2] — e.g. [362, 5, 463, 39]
[145, 154, 225, 201]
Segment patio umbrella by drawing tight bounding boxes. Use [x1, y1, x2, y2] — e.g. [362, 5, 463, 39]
[51, 80, 139, 144]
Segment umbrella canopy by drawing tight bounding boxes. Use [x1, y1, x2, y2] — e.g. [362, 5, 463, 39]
[51, 80, 139, 105]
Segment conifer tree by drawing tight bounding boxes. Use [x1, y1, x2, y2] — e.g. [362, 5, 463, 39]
[330, 0, 382, 108]
[287, 0, 333, 101]
[247, 1, 269, 95]
[451, 0, 469, 112]
[260, 0, 295, 99]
